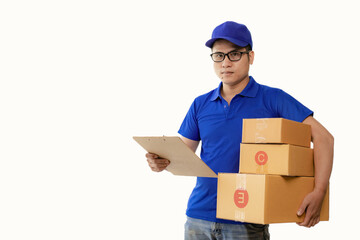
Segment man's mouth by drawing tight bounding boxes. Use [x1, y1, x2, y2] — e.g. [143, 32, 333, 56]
[222, 71, 234, 75]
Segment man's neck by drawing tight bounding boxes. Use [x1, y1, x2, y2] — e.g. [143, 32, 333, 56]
[221, 76, 250, 105]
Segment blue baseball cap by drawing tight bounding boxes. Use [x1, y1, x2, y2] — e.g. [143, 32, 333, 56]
[205, 21, 253, 49]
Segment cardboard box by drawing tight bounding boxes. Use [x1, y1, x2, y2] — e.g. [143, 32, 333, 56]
[216, 173, 329, 224]
[242, 118, 312, 147]
[239, 143, 314, 176]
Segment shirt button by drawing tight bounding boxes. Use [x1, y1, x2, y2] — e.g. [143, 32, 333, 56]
[224, 105, 227, 108]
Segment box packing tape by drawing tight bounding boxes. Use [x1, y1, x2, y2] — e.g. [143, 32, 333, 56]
[235, 209, 246, 222]
[255, 132, 266, 143]
[255, 119, 268, 130]
[254, 119, 268, 143]
[234, 174, 247, 222]
[236, 174, 247, 190]
[256, 164, 268, 174]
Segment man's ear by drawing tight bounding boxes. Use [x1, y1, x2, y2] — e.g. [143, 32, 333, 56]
[249, 51, 254, 65]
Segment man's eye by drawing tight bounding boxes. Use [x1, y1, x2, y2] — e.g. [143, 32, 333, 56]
[230, 52, 241, 57]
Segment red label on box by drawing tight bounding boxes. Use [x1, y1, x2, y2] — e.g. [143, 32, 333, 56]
[255, 151, 268, 165]
[234, 189, 249, 208]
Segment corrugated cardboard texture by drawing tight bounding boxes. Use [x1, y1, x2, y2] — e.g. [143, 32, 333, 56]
[242, 118, 311, 147]
[133, 136, 217, 178]
[217, 173, 266, 223]
[265, 175, 329, 223]
[216, 173, 329, 224]
[265, 175, 313, 223]
[288, 145, 314, 176]
[239, 143, 314, 176]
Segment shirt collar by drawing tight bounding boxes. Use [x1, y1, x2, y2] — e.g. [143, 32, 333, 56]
[210, 76, 259, 101]
[239, 76, 259, 97]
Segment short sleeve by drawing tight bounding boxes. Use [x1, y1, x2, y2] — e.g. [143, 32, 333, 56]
[276, 89, 314, 122]
[178, 100, 201, 141]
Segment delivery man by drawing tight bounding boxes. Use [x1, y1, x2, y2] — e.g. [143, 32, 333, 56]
[146, 21, 334, 240]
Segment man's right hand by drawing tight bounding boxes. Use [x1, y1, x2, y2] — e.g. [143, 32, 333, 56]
[146, 153, 170, 172]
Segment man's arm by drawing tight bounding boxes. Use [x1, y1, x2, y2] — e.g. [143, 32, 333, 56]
[297, 116, 334, 227]
[180, 135, 200, 153]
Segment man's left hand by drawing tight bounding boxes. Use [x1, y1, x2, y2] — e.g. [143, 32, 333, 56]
[296, 189, 326, 228]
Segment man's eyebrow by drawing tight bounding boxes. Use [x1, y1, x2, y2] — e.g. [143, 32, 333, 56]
[233, 47, 246, 51]
[212, 48, 244, 53]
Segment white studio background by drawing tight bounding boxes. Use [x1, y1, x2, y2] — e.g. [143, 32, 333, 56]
[0, 0, 359, 239]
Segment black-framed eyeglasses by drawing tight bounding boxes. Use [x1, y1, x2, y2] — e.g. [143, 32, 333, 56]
[210, 50, 250, 62]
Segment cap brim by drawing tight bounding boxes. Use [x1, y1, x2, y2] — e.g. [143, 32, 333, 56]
[205, 37, 249, 48]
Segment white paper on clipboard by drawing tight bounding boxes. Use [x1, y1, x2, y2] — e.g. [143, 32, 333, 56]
[133, 136, 217, 178]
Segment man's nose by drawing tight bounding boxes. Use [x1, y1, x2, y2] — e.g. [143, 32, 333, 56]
[222, 55, 232, 67]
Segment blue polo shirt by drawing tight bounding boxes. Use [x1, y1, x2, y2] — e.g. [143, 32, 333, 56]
[178, 76, 313, 224]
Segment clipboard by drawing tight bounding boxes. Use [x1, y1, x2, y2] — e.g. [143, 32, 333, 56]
[133, 136, 217, 178]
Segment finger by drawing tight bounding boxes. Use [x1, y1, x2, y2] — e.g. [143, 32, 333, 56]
[303, 210, 320, 228]
[150, 165, 167, 172]
[307, 219, 315, 228]
[150, 166, 161, 172]
[147, 160, 166, 167]
[310, 216, 319, 227]
[148, 162, 162, 172]
[147, 160, 170, 171]
[298, 210, 311, 227]
[297, 195, 311, 222]
[312, 217, 320, 227]
[145, 153, 158, 159]
[307, 215, 317, 228]
[147, 158, 170, 165]
[297, 213, 316, 228]
[297, 202, 307, 217]
[148, 162, 169, 169]
[145, 153, 170, 164]
[155, 158, 170, 164]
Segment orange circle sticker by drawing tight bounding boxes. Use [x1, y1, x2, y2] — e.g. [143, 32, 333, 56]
[233, 189, 249, 208]
[255, 151, 268, 165]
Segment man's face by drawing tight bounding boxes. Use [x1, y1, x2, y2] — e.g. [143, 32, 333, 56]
[212, 39, 254, 87]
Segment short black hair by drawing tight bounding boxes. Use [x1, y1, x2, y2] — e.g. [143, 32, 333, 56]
[243, 44, 252, 51]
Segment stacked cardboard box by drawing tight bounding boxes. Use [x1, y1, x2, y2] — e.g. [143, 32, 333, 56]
[217, 118, 329, 224]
